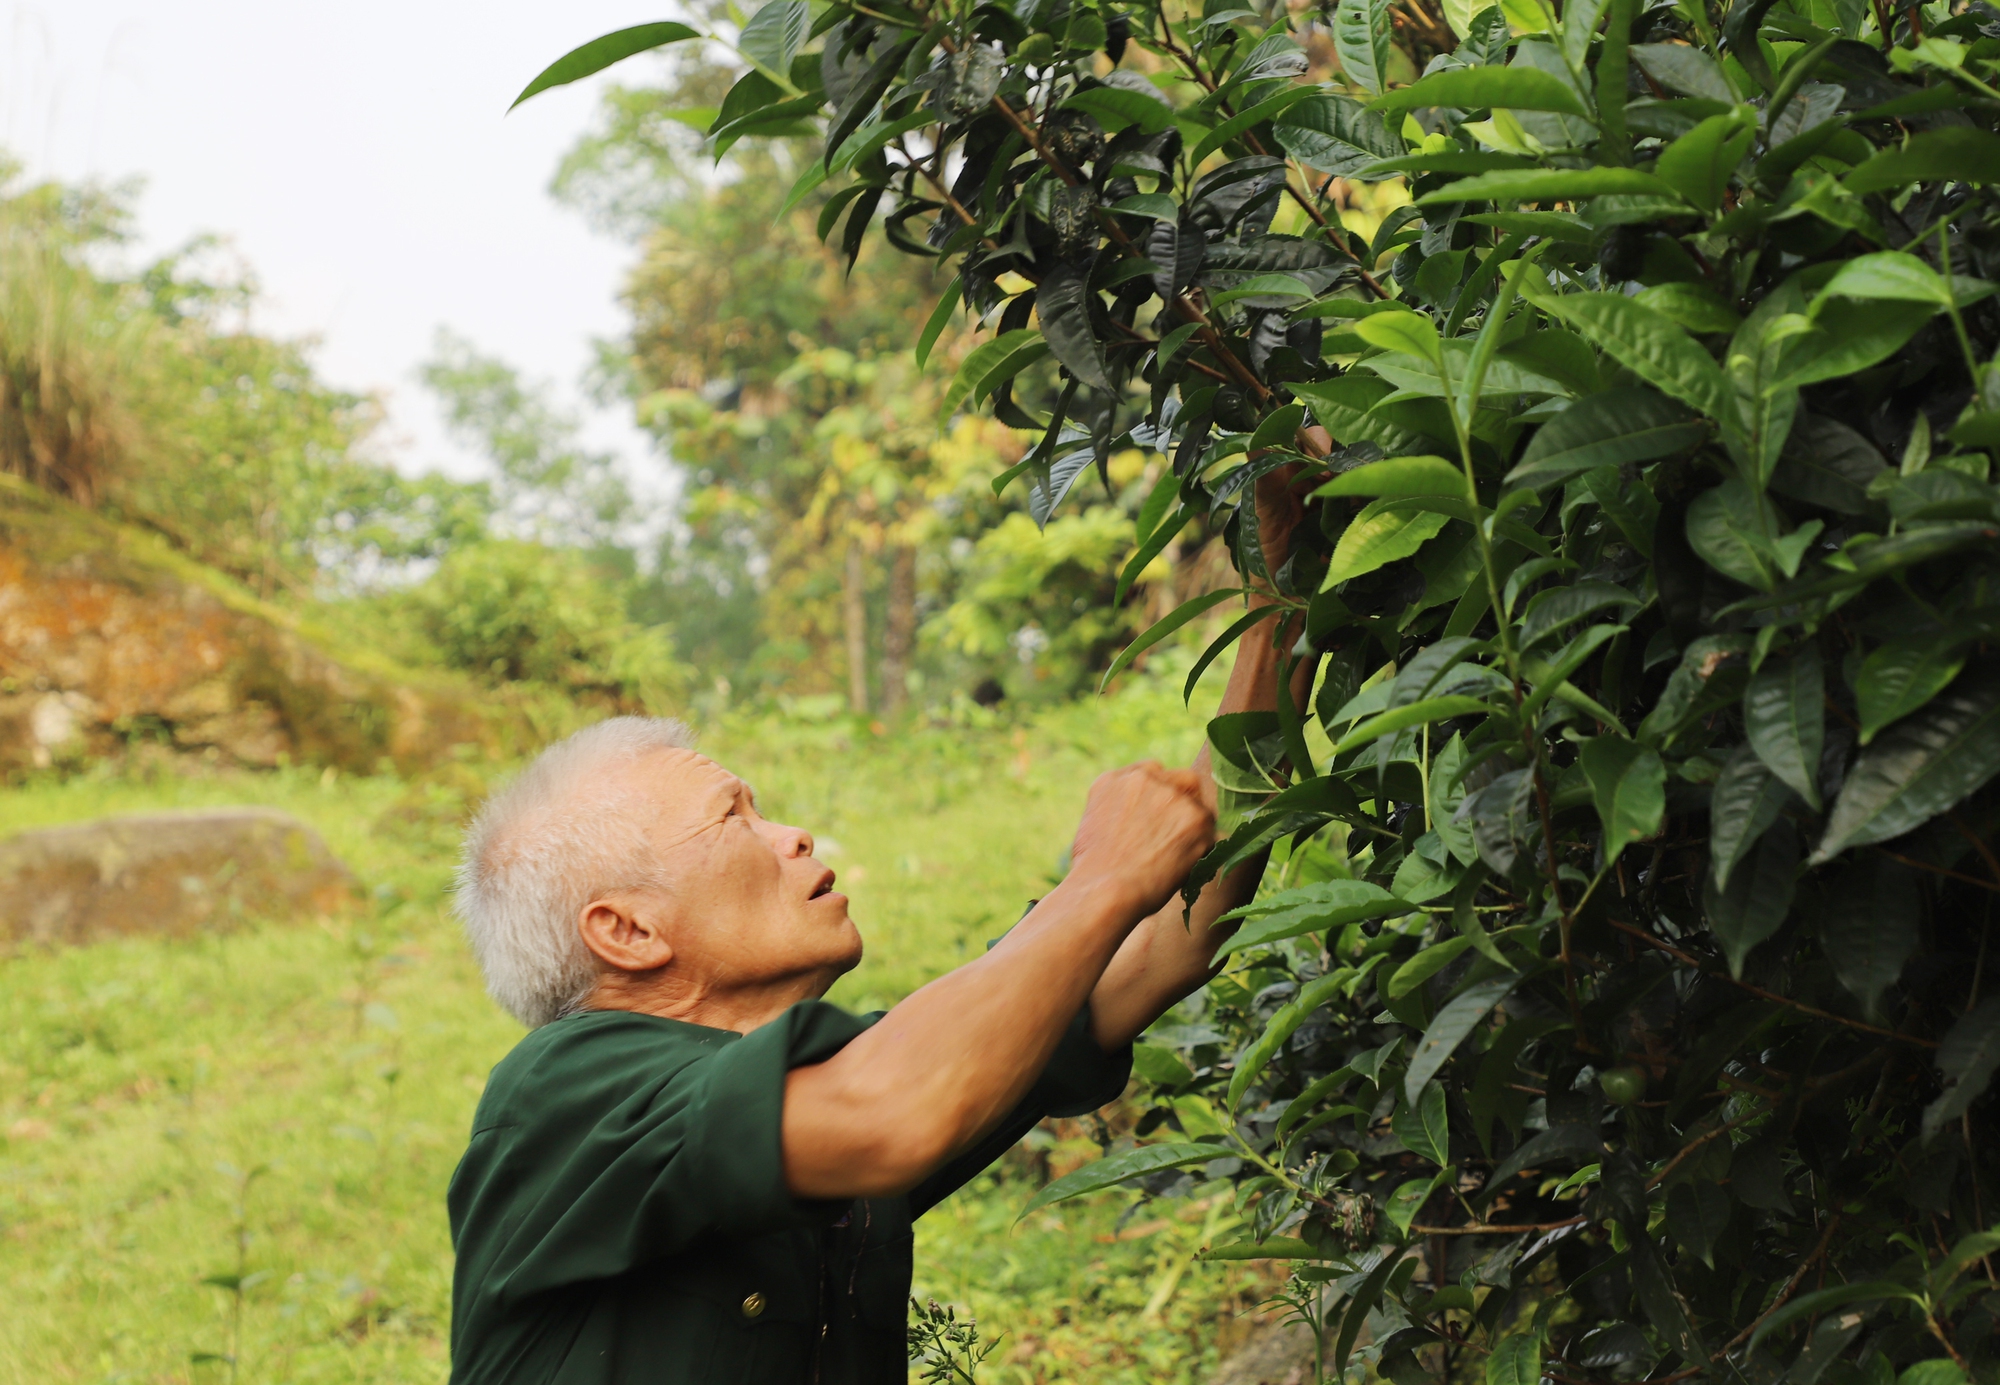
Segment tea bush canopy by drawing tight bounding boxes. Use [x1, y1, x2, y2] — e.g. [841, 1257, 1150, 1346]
[526, 0, 2000, 1379]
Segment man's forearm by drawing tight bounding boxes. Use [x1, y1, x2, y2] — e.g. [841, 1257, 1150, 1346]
[780, 871, 1147, 1199]
[1088, 597, 1316, 1048]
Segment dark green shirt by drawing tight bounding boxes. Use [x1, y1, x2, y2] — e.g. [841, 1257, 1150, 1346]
[447, 1001, 1130, 1385]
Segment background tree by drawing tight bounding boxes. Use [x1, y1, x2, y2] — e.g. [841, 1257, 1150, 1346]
[558, 69, 1187, 709]
[524, 0, 2000, 1382]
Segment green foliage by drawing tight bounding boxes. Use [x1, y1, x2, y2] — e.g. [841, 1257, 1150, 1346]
[389, 539, 686, 705]
[0, 164, 491, 597]
[418, 329, 632, 549]
[908, 1297, 1001, 1384]
[520, 0, 2000, 1377]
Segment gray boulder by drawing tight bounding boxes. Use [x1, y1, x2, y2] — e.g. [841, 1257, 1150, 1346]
[0, 808, 356, 948]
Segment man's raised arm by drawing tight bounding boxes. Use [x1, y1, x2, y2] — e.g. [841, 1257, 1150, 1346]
[1087, 465, 1320, 1049]
[780, 760, 1214, 1199]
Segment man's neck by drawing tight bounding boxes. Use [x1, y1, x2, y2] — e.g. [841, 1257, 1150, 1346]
[582, 969, 831, 1035]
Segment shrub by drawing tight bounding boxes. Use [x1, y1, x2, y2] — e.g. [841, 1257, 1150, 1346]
[0, 179, 152, 506]
[525, 3, 2000, 1383]
[397, 540, 687, 707]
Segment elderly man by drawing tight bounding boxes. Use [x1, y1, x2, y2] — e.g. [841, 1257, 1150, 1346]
[445, 485, 1308, 1385]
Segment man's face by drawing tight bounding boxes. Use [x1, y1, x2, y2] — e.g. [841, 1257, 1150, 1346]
[620, 749, 863, 994]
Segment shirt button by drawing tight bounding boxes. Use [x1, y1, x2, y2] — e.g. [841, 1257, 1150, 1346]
[741, 1292, 767, 1320]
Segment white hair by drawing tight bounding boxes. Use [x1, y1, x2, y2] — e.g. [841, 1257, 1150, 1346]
[455, 716, 697, 1028]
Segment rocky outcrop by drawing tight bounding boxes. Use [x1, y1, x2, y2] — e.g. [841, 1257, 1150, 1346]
[0, 473, 540, 773]
[0, 808, 356, 948]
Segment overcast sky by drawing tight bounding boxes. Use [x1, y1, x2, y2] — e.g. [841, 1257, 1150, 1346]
[4, 1, 680, 493]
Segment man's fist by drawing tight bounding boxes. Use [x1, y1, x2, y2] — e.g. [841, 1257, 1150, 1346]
[1068, 761, 1216, 916]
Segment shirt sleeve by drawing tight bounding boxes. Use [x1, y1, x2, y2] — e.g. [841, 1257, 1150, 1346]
[906, 1003, 1131, 1219]
[451, 1002, 870, 1308]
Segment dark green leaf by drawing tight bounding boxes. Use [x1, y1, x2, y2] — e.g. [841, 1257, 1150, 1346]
[1315, 454, 1469, 499]
[1216, 880, 1413, 957]
[1419, 168, 1683, 206]
[1335, 0, 1395, 96]
[1581, 736, 1667, 865]
[1858, 638, 1966, 745]
[1525, 289, 1734, 425]
[1651, 109, 1757, 214]
[1036, 262, 1113, 392]
[1703, 819, 1799, 977]
[1392, 1080, 1450, 1165]
[938, 328, 1043, 422]
[1771, 299, 1938, 391]
[1274, 94, 1404, 177]
[1745, 645, 1825, 810]
[1485, 1122, 1602, 1195]
[1431, 732, 1479, 867]
[1406, 976, 1520, 1100]
[1750, 1282, 1919, 1352]
[1388, 936, 1475, 1000]
[1020, 1142, 1229, 1215]
[1507, 388, 1704, 489]
[1769, 413, 1888, 515]
[1184, 602, 1283, 703]
[1685, 478, 1782, 590]
[511, 22, 704, 109]
[739, 1, 811, 76]
[1730, 1135, 1793, 1212]
[1289, 376, 1432, 455]
[1629, 42, 1736, 102]
[1460, 767, 1534, 874]
[1814, 671, 2000, 862]
[1642, 633, 1752, 741]
[1709, 746, 1792, 890]
[1230, 973, 1349, 1108]
[1335, 1252, 1409, 1375]
[1190, 86, 1320, 166]
[1064, 86, 1177, 135]
[824, 36, 916, 167]
[1844, 127, 2000, 195]
[1820, 856, 1920, 1020]
[1374, 66, 1591, 115]
[914, 278, 962, 369]
[1332, 696, 1495, 758]
[1519, 581, 1644, 648]
[1631, 1233, 1706, 1363]
[1924, 998, 2000, 1138]
[1487, 1331, 1543, 1385]
[1667, 1181, 1731, 1267]
[1099, 588, 1243, 692]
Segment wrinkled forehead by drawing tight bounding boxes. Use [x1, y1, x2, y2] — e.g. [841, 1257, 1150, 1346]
[616, 747, 752, 825]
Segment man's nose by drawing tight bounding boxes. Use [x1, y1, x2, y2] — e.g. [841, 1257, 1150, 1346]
[763, 821, 814, 857]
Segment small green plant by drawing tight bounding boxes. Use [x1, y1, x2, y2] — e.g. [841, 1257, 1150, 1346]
[192, 1161, 269, 1384]
[907, 1297, 1002, 1385]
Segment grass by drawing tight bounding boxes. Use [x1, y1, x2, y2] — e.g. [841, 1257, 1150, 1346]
[0, 675, 1281, 1385]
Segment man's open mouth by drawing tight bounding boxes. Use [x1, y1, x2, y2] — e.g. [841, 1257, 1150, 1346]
[809, 870, 836, 899]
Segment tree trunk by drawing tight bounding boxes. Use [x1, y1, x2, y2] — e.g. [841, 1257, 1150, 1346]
[879, 544, 915, 716]
[843, 540, 870, 716]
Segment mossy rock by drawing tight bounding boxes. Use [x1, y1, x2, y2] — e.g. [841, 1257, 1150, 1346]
[0, 473, 560, 773]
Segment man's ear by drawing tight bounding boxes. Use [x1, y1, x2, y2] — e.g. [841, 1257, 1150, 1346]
[578, 893, 676, 974]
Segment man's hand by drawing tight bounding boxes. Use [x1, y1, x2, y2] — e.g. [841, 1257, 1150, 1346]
[1068, 762, 1215, 917]
[781, 761, 1209, 1199]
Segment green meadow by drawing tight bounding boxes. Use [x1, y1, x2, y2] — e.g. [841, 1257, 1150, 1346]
[0, 679, 1279, 1384]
